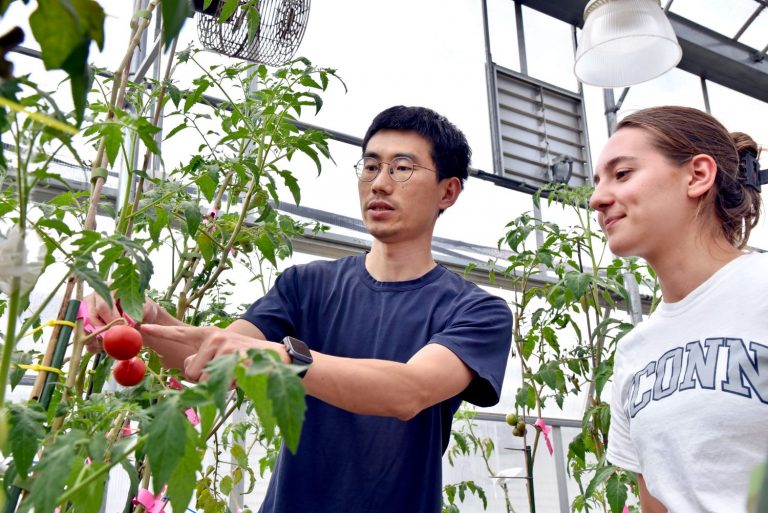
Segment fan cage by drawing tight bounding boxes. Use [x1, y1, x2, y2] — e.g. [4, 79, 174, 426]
[197, 0, 311, 67]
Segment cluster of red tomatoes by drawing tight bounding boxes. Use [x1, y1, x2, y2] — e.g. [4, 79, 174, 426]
[103, 325, 146, 386]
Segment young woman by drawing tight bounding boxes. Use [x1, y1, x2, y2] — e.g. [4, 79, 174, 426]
[590, 106, 767, 513]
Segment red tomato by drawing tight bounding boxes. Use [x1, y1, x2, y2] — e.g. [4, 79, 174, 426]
[113, 357, 146, 387]
[103, 325, 142, 360]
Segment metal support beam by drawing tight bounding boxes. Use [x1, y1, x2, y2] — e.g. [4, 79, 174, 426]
[515, 1, 528, 75]
[552, 427, 571, 513]
[672, 13, 768, 96]
[701, 76, 711, 114]
[132, 31, 163, 83]
[733, 4, 764, 41]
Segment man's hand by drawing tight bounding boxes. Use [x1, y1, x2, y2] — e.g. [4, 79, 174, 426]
[138, 324, 285, 382]
[81, 292, 161, 353]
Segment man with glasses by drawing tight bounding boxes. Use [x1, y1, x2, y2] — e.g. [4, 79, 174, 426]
[112, 106, 513, 512]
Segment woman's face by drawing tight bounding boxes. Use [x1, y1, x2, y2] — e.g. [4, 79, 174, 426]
[590, 127, 696, 260]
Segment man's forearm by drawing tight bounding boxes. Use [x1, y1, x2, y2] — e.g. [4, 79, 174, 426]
[303, 344, 473, 421]
[304, 354, 426, 420]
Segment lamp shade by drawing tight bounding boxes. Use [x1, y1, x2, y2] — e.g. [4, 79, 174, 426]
[574, 0, 682, 87]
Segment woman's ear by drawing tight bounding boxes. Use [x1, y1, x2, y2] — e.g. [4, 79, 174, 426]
[687, 154, 718, 199]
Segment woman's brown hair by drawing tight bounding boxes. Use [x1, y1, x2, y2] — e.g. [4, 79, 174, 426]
[616, 106, 762, 248]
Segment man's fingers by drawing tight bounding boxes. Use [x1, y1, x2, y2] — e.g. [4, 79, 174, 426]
[142, 324, 214, 380]
[91, 299, 120, 327]
[139, 323, 186, 339]
[183, 354, 200, 383]
[184, 340, 219, 382]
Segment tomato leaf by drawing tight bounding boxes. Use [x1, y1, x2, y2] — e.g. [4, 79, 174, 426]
[144, 398, 187, 494]
[29, 0, 104, 124]
[584, 464, 616, 499]
[71, 258, 112, 310]
[197, 401, 217, 443]
[277, 170, 301, 205]
[196, 169, 218, 203]
[183, 202, 202, 237]
[594, 361, 613, 398]
[246, 6, 260, 45]
[8, 403, 47, 477]
[161, 0, 191, 49]
[201, 353, 238, 414]
[236, 353, 277, 442]
[166, 422, 202, 513]
[67, 461, 107, 513]
[112, 258, 145, 321]
[267, 365, 306, 453]
[25, 429, 86, 513]
[149, 206, 169, 244]
[218, 0, 239, 22]
[100, 122, 123, 166]
[606, 473, 628, 513]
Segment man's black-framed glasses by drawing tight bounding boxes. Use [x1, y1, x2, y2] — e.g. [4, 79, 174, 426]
[354, 156, 436, 182]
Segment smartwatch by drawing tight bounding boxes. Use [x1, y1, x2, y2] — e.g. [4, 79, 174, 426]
[282, 336, 313, 377]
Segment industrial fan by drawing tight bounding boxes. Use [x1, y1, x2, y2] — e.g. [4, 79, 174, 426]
[193, 0, 311, 66]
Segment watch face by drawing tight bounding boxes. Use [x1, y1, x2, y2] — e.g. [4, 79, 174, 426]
[284, 336, 312, 364]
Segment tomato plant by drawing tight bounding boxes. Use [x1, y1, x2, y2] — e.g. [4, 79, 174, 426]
[103, 325, 143, 360]
[112, 357, 146, 386]
[0, 1, 340, 511]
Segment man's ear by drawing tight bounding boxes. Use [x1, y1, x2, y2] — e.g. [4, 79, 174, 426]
[438, 177, 462, 211]
[687, 154, 718, 199]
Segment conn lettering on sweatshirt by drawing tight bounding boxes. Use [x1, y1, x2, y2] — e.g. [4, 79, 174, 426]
[627, 338, 768, 417]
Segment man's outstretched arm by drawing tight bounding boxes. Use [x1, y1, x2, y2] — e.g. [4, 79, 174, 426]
[142, 319, 475, 421]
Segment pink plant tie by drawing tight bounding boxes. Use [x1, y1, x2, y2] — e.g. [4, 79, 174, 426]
[136, 487, 167, 513]
[76, 301, 95, 334]
[534, 418, 554, 455]
[623, 506, 630, 513]
[185, 408, 200, 426]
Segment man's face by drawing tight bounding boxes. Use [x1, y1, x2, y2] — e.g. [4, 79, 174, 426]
[358, 129, 459, 245]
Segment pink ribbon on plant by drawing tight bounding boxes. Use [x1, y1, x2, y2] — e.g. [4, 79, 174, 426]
[534, 418, 553, 455]
[76, 301, 95, 334]
[622, 506, 630, 513]
[135, 487, 167, 513]
[185, 408, 200, 425]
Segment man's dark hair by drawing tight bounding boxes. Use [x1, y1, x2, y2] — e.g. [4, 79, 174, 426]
[362, 106, 471, 188]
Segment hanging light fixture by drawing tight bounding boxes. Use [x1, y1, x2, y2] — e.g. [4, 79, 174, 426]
[574, 0, 682, 87]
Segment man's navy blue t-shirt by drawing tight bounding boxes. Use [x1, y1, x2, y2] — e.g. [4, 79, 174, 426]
[242, 253, 512, 513]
